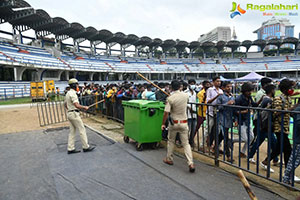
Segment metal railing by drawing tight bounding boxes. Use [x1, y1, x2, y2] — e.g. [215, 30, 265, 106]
[37, 95, 95, 127]
[189, 102, 300, 189]
[0, 88, 30, 100]
[98, 96, 300, 189]
[36, 93, 300, 190]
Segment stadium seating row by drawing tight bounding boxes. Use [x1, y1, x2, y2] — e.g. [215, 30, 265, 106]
[0, 41, 300, 73]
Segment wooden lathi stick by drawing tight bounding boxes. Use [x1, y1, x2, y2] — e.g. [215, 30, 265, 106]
[237, 170, 258, 200]
[87, 99, 105, 109]
[136, 72, 170, 97]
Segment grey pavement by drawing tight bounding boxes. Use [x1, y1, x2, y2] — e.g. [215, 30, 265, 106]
[0, 127, 284, 200]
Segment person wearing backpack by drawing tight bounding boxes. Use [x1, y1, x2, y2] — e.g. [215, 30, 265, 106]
[247, 84, 278, 172]
[252, 78, 272, 141]
[234, 82, 261, 158]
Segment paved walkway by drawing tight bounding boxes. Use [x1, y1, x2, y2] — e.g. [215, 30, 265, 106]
[0, 127, 284, 200]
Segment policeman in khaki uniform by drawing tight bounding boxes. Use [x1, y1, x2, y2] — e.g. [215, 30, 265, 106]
[64, 78, 95, 154]
[161, 80, 195, 172]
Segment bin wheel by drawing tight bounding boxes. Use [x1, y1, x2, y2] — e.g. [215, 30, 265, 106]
[152, 142, 160, 149]
[123, 136, 129, 143]
[136, 143, 143, 151]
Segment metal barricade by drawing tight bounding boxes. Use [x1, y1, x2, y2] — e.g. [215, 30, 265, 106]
[36, 91, 300, 189]
[188, 102, 300, 189]
[37, 95, 95, 127]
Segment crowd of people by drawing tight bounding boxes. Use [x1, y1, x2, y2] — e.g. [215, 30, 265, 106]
[64, 77, 300, 184]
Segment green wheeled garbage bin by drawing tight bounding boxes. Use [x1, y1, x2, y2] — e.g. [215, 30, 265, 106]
[122, 100, 165, 151]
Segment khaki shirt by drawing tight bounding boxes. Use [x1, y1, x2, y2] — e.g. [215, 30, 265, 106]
[65, 89, 79, 111]
[164, 90, 189, 120]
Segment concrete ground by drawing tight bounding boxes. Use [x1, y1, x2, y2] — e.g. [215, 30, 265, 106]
[0, 126, 284, 200]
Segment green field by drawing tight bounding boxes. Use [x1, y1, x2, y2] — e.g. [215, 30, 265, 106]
[0, 97, 32, 105]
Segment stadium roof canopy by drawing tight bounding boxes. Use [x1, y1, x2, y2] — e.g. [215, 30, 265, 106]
[188, 41, 200, 51]
[174, 40, 188, 52]
[134, 36, 152, 47]
[241, 40, 252, 52]
[8, 9, 51, 27]
[201, 41, 215, 50]
[33, 17, 68, 34]
[148, 38, 162, 49]
[161, 39, 176, 52]
[90, 29, 113, 42]
[105, 32, 126, 44]
[81, 26, 98, 41]
[0, 0, 32, 22]
[119, 34, 139, 45]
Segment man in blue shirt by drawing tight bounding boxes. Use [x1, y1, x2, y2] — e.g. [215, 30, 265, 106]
[216, 81, 235, 162]
[145, 85, 156, 100]
[234, 82, 261, 158]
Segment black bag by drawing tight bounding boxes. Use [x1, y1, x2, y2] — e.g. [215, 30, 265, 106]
[260, 109, 271, 132]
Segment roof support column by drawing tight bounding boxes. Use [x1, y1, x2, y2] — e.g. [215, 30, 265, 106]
[135, 46, 139, 57]
[89, 72, 94, 81]
[12, 26, 22, 44]
[105, 43, 110, 56]
[11, 25, 15, 42]
[14, 67, 27, 81]
[54, 38, 62, 52]
[149, 47, 153, 58]
[59, 70, 69, 80]
[107, 43, 117, 56]
[19, 30, 23, 44]
[90, 41, 96, 56]
[120, 45, 125, 56]
[189, 48, 193, 58]
[37, 69, 46, 81]
[73, 39, 79, 53]
[122, 44, 131, 57]
[118, 73, 123, 80]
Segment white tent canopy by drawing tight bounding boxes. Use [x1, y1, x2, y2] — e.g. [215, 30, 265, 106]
[234, 72, 265, 82]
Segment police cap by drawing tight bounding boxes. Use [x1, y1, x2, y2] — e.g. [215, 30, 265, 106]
[68, 78, 78, 85]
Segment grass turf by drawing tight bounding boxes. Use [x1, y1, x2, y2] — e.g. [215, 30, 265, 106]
[0, 97, 32, 105]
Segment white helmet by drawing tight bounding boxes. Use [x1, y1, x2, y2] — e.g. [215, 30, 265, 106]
[68, 78, 78, 85]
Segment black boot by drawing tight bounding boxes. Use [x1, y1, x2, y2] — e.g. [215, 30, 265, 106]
[83, 146, 96, 152]
[67, 149, 81, 154]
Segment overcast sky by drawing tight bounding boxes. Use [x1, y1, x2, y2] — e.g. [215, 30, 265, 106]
[1, 0, 300, 43]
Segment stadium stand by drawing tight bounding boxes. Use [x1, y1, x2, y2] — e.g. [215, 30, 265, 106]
[0, 0, 299, 82]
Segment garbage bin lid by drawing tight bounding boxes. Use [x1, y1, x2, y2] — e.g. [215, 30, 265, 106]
[122, 100, 164, 109]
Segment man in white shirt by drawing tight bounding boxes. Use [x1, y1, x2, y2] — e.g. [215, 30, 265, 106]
[185, 79, 197, 147]
[205, 77, 223, 149]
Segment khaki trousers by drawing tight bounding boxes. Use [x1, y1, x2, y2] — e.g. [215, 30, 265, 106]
[67, 111, 89, 151]
[167, 123, 193, 165]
